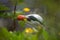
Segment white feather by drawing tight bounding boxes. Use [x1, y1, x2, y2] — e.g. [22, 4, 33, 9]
[25, 14, 43, 22]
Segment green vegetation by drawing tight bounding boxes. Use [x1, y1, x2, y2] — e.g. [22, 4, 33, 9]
[0, 0, 60, 40]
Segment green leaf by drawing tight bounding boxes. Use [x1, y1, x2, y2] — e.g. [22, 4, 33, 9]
[42, 29, 50, 40]
[0, 4, 9, 10]
[18, 21, 25, 27]
[11, 0, 24, 5]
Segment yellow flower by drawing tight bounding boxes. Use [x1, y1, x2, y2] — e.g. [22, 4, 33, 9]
[23, 8, 30, 12]
[25, 28, 34, 33]
[23, 18, 27, 22]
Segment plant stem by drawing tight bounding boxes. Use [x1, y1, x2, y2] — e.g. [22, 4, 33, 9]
[13, 0, 17, 31]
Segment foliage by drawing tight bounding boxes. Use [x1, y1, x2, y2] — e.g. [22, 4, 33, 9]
[0, 0, 60, 40]
[0, 27, 50, 40]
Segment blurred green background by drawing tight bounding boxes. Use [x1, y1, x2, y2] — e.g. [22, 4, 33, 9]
[0, 0, 60, 40]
